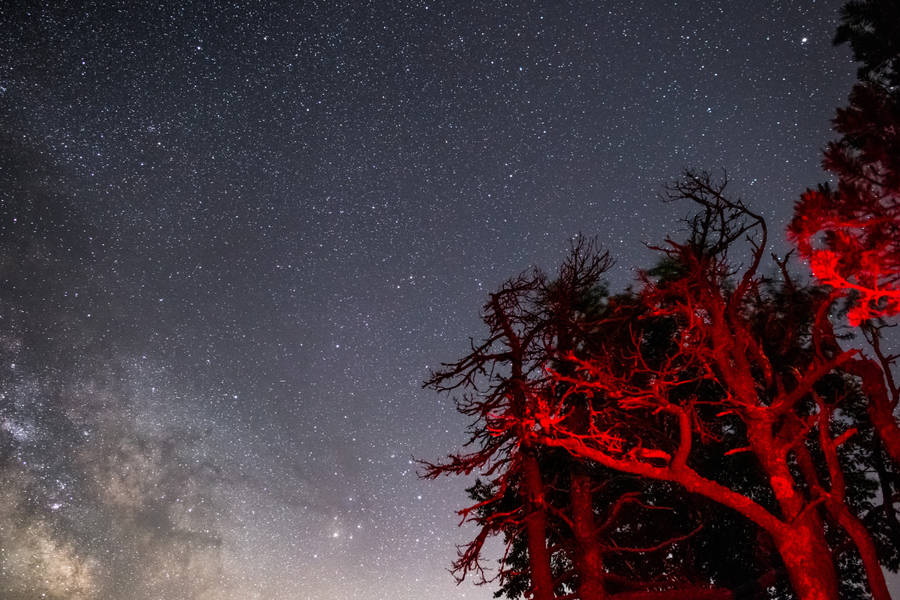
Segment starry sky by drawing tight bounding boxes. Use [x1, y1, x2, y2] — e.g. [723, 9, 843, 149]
[0, 1, 863, 599]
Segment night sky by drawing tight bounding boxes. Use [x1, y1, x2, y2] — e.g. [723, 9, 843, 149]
[0, 2, 863, 599]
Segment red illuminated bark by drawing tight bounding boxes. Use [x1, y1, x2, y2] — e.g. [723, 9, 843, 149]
[568, 464, 606, 600]
[788, 59, 900, 476]
[788, 89, 900, 597]
[789, 82, 900, 325]
[501, 296, 554, 600]
[828, 507, 892, 600]
[427, 241, 751, 600]
[428, 200, 895, 599]
[540, 174, 844, 600]
[540, 425, 838, 600]
[748, 419, 838, 600]
[793, 297, 896, 599]
[541, 250, 610, 600]
[810, 290, 900, 470]
[520, 449, 555, 600]
[614, 589, 732, 600]
[783, 7, 900, 590]
[809, 410, 891, 600]
[848, 351, 900, 468]
[790, 83, 900, 455]
[504, 392, 553, 595]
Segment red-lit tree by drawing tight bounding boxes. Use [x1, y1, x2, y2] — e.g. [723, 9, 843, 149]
[788, 82, 900, 326]
[420, 271, 559, 600]
[789, 0, 900, 470]
[539, 241, 613, 600]
[427, 193, 898, 598]
[424, 241, 750, 600]
[539, 173, 891, 600]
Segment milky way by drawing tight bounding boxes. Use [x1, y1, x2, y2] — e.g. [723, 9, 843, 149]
[0, 1, 861, 598]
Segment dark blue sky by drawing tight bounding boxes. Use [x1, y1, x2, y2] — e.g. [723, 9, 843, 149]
[0, 1, 867, 598]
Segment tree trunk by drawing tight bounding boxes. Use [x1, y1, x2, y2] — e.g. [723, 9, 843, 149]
[750, 424, 839, 600]
[564, 388, 607, 600]
[570, 465, 607, 600]
[543, 434, 839, 600]
[493, 293, 555, 600]
[522, 449, 555, 600]
[771, 520, 839, 600]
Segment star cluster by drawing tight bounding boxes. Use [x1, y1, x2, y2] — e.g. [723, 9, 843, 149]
[0, 1, 856, 599]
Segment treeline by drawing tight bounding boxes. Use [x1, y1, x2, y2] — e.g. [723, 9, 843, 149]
[423, 2, 900, 599]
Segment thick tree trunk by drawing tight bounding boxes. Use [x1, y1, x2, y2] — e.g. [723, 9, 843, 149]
[772, 501, 839, 600]
[771, 520, 839, 600]
[769, 495, 839, 599]
[564, 391, 607, 600]
[522, 450, 555, 600]
[763, 463, 837, 599]
[570, 466, 607, 600]
[750, 425, 839, 600]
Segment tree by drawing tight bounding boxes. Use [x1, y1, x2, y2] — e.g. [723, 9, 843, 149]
[420, 269, 561, 600]
[429, 174, 899, 599]
[833, 0, 900, 88]
[788, 82, 900, 326]
[789, 0, 900, 469]
[538, 172, 893, 600]
[424, 240, 747, 600]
